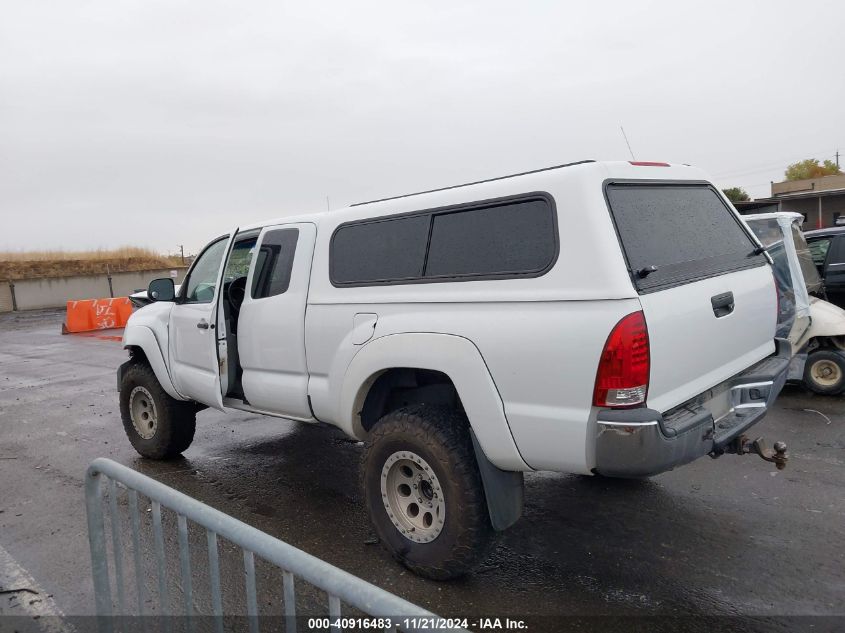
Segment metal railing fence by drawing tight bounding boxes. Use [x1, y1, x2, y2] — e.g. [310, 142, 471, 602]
[86, 458, 454, 633]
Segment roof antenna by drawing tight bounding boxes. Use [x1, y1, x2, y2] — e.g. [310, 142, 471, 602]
[326, 195, 331, 212]
[620, 126, 636, 160]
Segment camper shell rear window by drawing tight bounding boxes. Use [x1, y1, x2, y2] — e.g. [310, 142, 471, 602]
[605, 182, 767, 293]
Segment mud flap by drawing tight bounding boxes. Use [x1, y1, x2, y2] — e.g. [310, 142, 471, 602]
[117, 359, 131, 391]
[470, 430, 524, 531]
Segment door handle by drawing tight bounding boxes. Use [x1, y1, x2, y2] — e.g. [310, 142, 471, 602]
[711, 292, 735, 318]
[197, 320, 210, 330]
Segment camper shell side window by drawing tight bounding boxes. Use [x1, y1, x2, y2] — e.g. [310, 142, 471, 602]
[329, 193, 558, 287]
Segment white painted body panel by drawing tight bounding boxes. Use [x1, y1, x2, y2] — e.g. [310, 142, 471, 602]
[641, 266, 776, 414]
[122, 301, 183, 400]
[337, 332, 530, 471]
[168, 235, 234, 411]
[169, 300, 225, 410]
[237, 223, 317, 420]
[305, 299, 640, 472]
[805, 297, 845, 343]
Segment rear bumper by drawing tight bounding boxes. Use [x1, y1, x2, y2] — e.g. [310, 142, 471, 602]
[594, 339, 791, 478]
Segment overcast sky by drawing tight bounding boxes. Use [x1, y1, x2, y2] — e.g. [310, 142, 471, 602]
[1, 0, 843, 254]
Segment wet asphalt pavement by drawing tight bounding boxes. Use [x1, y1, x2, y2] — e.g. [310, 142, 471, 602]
[1, 309, 844, 628]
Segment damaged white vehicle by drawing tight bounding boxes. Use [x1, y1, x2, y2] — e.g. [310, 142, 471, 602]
[745, 212, 845, 394]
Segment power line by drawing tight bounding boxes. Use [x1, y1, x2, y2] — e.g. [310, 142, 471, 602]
[712, 148, 836, 179]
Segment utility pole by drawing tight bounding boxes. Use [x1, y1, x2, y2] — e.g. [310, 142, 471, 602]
[177, 245, 185, 265]
[106, 264, 114, 297]
[836, 150, 840, 169]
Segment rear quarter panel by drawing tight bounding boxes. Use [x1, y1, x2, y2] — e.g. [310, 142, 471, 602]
[306, 299, 640, 473]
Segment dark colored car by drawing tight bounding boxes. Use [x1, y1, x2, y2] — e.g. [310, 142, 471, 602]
[805, 226, 845, 309]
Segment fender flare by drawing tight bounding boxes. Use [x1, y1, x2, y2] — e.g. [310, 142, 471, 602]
[122, 325, 185, 401]
[340, 332, 529, 472]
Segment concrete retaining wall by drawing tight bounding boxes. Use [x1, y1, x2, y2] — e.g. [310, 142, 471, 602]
[0, 283, 13, 312]
[0, 268, 188, 312]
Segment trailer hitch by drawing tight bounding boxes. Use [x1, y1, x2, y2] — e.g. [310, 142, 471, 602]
[724, 435, 789, 470]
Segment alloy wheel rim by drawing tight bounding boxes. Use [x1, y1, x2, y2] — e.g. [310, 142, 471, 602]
[129, 386, 158, 440]
[380, 451, 445, 543]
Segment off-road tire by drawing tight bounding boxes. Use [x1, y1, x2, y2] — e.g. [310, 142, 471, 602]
[803, 350, 845, 395]
[363, 405, 494, 580]
[119, 362, 197, 459]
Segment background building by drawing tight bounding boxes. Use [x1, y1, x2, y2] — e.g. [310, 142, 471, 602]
[736, 174, 845, 228]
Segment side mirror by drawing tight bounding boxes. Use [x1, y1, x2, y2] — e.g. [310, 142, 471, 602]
[148, 278, 176, 302]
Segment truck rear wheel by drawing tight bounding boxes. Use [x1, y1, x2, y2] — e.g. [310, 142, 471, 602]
[804, 350, 845, 395]
[119, 362, 197, 459]
[363, 405, 494, 580]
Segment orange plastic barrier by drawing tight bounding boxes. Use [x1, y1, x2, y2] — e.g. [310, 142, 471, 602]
[62, 297, 133, 334]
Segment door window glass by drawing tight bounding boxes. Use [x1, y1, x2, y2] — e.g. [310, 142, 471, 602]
[224, 237, 258, 281]
[807, 238, 831, 267]
[183, 238, 228, 304]
[251, 229, 299, 299]
[828, 236, 845, 264]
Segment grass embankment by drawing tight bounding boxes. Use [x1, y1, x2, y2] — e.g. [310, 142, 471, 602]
[0, 247, 185, 280]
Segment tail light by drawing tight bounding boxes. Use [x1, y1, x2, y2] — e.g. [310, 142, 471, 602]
[593, 311, 650, 408]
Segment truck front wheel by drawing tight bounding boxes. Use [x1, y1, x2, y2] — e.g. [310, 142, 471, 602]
[804, 350, 845, 395]
[363, 405, 494, 580]
[119, 362, 197, 459]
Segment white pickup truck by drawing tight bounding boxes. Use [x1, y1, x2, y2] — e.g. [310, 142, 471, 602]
[119, 160, 790, 579]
